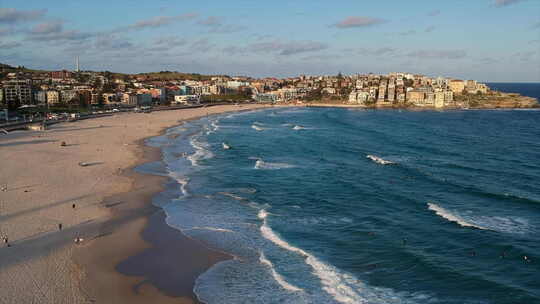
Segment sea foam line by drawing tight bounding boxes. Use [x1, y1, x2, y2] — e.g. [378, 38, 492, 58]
[252, 124, 265, 131]
[259, 251, 303, 292]
[258, 209, 374, 304]
[189, 226, 234, 233]
[428, 203, 488, 230]
[188, 136, 214, 167]
[254, 159, 296, 170]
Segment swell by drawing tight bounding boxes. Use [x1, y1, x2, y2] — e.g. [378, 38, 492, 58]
[427, 203, 489, 230]
[257, 210, 428, 304]
[395, 162, 540, 208]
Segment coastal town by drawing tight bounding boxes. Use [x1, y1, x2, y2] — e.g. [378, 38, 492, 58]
[0, 61, 537, 121]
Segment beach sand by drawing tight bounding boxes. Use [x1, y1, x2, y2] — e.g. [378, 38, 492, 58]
[0, 104, 269, 303]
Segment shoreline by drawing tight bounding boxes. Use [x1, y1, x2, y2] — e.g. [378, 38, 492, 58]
[1, 103, 536, 303]
[74, 105, 272, 303]
[0, 104, 270, 304]
[73, 135, 230, 303]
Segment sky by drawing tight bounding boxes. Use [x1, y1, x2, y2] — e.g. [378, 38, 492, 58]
[0, 0, 539, 82]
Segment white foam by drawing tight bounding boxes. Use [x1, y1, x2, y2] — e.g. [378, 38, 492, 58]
[258, 210, 397, 304]
[189, 226, 234, 233]
[168, 171, 190, 197]
[219, 192, 246, 201]
[258, 209, 268, 220]
[188, 137, 214, 166]
[255, 159, 296, 170]
[211, 121, 220, 131]
[203, 120, 221, 135]
[428, 203, 488, 230]
[259, 251, 303, 292]
[367, 154, 395, 165]
[252, 125, 264, 131]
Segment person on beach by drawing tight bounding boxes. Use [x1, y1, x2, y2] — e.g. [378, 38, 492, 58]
[72, 203, 76, 209]
[58, 223, 63, 230]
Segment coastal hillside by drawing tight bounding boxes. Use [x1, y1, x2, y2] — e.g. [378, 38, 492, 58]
[456, 92, 538, 109]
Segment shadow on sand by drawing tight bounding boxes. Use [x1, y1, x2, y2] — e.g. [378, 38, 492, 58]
[0, 139, 58, 147]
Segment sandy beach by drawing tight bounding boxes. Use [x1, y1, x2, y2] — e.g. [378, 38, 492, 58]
[0, 104, 269, 303]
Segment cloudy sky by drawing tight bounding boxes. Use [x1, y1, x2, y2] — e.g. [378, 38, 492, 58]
[1, 0, 539, 81]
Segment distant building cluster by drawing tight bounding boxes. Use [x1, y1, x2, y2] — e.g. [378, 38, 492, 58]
[253, 73, 489, 108]
[0, 63, 491, 110]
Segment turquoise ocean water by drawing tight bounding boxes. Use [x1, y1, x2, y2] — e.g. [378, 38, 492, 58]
[141, 104, 540, 304]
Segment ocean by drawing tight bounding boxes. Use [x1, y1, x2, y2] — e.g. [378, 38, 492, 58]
[486, 83, 540, 101]
[141, 95, 540, 303]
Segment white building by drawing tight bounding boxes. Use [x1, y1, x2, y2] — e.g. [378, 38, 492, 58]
[173, 95, 200, 105]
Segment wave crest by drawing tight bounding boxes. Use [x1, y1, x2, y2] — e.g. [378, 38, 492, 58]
[187, 137, 214, 166]
[259, 251, 303, 292]
[258, 209, 415, 303]
[428, 203, 488, 230]
[255, 159, 296, 170]
[367, 154, 395, 165]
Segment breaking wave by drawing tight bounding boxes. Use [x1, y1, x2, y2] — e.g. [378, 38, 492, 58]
[254, 159, 296, 170]
[259, 251, 303, 292]
[367, 154, 395, 165]
[258, 209, 421, 304]
[187, 137, 214, 166]
[428, 203, 489, 230]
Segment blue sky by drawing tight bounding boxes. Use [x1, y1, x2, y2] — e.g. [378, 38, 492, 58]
[1, 0, 539, 81]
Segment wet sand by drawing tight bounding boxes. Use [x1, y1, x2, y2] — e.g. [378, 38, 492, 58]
[0, 104, 269, 303]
